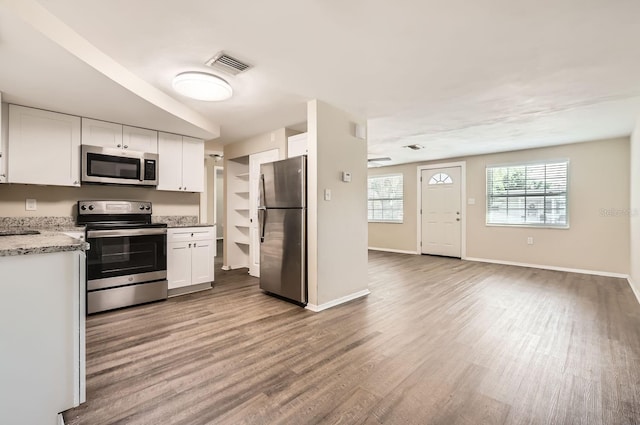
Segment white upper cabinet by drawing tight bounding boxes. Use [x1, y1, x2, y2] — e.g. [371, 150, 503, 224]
[81, 118, 122, 148]
[157, 132, 182, 190]
[157, 132, 204, 192]
[181, 136, 204, 192]
[82, 118, 157, 153]
[8, 105, 81, 187]
[122, 125, 158, 153]
[287, 132, 307, 158]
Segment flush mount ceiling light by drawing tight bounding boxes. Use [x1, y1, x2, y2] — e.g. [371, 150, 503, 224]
[172, 71, 233, 101]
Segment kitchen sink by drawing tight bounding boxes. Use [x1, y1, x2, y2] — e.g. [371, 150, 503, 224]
[0, 230, 40, 236]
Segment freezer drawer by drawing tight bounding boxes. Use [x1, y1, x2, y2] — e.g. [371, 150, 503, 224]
[259, 208, 306, 304]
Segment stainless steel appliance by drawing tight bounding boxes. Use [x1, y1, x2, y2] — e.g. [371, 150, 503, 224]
[81, 144, 159, 186]
[78, 200, 167, 314]
[258, 156, 307, 305]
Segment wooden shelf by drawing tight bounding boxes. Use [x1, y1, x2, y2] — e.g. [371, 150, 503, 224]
[235, 239, 250, 245]
[235, 225, 250, 229]
[235, 172, 250, 179]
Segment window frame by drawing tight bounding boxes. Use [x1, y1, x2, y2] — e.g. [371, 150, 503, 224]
[485, 159, 570, 229]
[367, 173, 404, 224]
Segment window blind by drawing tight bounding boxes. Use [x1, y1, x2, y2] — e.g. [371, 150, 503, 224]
[368, 174, 404, 223]
[486, 161, 568, 227]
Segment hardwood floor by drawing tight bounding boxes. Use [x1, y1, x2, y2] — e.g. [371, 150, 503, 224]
[64, 249, 640, 425]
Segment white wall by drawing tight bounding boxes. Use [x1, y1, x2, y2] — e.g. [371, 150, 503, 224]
[630, 121, 640, 300]
[307, 100, 369, 307]
[369, 137, 630, 276]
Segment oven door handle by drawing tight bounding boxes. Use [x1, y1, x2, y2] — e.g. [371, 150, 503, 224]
[87, 228, 167, 238]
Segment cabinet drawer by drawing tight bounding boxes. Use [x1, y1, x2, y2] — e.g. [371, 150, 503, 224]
[168, 227, 215, 242]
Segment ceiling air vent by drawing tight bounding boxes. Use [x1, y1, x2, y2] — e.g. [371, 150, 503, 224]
[205, 52, 251, 76]
[404, 144, 424, 150]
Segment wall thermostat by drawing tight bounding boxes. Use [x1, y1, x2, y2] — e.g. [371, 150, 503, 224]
[342, 172, 352, 183]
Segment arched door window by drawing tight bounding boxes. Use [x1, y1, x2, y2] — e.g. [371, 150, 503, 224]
[429, 173, 453, 185]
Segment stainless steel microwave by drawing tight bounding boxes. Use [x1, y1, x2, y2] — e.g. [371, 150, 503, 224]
[81, 144, 159, 186]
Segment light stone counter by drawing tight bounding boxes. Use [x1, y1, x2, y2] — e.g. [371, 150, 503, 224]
[0, 230, 89, 257]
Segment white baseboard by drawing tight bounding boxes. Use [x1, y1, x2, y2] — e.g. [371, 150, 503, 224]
[221, 264, 248, 271]
[58, 413, 65, 425]
[368, 247, 418, 255]
[465, 257, 629, 279]
[306, 289, 371, 312]
[628, 277, 640, 305]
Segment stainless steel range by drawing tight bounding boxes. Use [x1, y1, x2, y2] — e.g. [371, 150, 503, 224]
[78, 200, 167, 314]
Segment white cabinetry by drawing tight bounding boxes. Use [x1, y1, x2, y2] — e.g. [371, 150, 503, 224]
[122, 125, 158, 152]
[157, 132, 204, 192]
[81, 118, 158, 153]
[287, 132, 307, 158]
[8, 105, 81, 187]
[226, 156, 250, 270]
[81, 118, 122, 148]
[225, 150, 280, 273]
[0, 250, 85, 425]
[167, 226, 215, 294]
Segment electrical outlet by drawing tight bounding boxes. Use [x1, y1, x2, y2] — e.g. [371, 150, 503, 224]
[25, 198, 37, 211]
[527, 237, 534, 245]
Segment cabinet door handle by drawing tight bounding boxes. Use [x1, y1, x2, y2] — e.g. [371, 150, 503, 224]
[117, 144, 122, 148]
[184, 187, 187, 191]
[194, 243, 197, 247]
[124, 145, 128, 149]
[189, 243, 191, 248]
[179, 187, 182, 190]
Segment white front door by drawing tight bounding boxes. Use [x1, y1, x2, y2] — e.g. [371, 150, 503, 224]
[421, 166, 462, 257]
[249, 149, 280, 277]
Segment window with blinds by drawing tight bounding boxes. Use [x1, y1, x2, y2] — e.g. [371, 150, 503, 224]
[368, 174, 403, 223]
[486, 160, 568, 227]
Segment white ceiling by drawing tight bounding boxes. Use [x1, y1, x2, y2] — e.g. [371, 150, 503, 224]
[2, 0, 640, 164]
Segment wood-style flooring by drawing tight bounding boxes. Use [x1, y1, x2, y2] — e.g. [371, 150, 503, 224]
[64, 248, 640, 425]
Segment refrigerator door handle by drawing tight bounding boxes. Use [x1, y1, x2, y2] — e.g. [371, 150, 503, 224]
[260, 173, 267, 209]
[258, 207, 266, 243]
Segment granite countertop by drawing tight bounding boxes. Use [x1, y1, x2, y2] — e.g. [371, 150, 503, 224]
[0, 229, 89, 257]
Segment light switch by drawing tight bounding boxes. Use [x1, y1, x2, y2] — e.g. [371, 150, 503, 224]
[25, 198, 37, 211]
[324, 189, 332, 201]
[342, 172, 352, 183]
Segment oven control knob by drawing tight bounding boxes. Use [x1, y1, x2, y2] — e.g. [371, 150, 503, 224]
[139, 205, 145, 210]
[145, 206, 151, 210]
[88, 205, 94, 211]
[80, 205, 87, 211]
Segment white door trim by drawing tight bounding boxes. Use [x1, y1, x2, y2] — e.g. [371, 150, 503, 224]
[416, 161, 467, 259]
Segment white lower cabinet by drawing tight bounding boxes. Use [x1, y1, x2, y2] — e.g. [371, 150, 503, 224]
[0, 250, 85, 425]
[167, 226, 215, 293]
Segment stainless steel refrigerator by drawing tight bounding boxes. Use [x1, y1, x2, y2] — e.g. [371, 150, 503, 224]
[258, 155, 307, 305]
